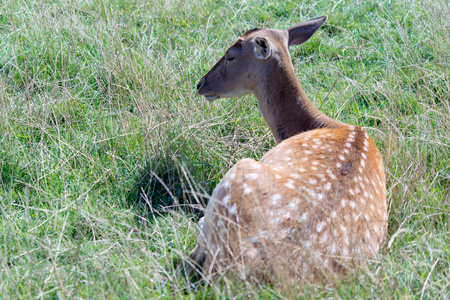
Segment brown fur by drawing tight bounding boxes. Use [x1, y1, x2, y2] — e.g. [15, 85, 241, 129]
[193, 16, 387, 286]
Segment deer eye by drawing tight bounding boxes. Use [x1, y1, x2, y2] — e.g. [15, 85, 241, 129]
[226, 56, 235, 62]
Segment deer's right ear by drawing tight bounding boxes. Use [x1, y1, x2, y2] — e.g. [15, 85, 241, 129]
[253, 37, 271, 60]
[287, 15, 327, 47]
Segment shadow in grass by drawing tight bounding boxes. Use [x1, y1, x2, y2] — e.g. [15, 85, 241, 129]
[127, 153, 210, 221]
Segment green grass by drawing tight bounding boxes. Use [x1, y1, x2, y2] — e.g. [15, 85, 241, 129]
[0, 0, 449, 298]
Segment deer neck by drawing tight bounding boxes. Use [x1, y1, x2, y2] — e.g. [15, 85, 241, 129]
[253, 60, 344, 143]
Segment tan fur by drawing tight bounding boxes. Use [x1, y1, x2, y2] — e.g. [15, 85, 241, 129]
[192, 16, 387, 285]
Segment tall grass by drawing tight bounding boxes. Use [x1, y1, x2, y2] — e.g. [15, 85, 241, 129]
[0, 0, 449, 298]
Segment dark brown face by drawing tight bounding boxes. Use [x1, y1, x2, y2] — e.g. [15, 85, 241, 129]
[196, 39, 254, 101]
[196, 29, 279, 101]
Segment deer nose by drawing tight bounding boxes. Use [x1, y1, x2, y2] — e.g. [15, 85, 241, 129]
[196, 77, 204, 91]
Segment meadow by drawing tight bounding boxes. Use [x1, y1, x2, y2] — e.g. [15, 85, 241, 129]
[0, 0, 449, 298]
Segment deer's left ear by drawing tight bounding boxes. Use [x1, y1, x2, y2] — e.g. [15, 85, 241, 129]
[253, 37, 271, 60]
[287, 15, 327, 47]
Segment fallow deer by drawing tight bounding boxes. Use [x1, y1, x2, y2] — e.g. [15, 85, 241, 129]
[191, 16, 387, 284]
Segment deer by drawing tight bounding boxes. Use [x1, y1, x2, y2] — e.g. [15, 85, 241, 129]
[190, 16, 387, 285]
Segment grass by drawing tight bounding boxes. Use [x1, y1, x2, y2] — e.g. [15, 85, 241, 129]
[0, 0, 449, 298]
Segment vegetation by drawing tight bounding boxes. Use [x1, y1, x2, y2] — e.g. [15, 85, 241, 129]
[0, 0, 449, 298]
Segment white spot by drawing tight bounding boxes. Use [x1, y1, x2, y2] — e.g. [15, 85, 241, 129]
[284, 157, 292, 161]
[298, 212, 309, 222]
[245, 173, 259, 180]
[288, 198, 300, 210]
[363, 140, 369, 147]
[270, 218, 282, 224]
[222, 195, 230, 205]
[307, 189, 317, 198]
[216, 220, 221, 227]
[299, 168, 306, 172]
[290, 173, 301, 179]
[329, 243, 336, 254]
[361, 153, 367, 159]
[243, 183, 253, 194]
[355, 187, 360, 194]
[275, 174, 281, 179]
[285, 149, 293, 154]
[331, 211, 337, 218]
[271, 194, 282, 203]
[361, 160, 365, 168]
[341, 199, 348, 207]
[339, 155, 345, 161]
[311, 167, 318, 171]
[282, 211, 291, 219]
[324, 182, 332, 191]
[312, 161, 319, 165]
[252, 163, 262, 169]
[349, 201, 356, 208]
[229, 172, 236, 180]
[344, 149, 350, 154]
[316, 221, 326, 233]
[198, 217, 205, 229]
[349, 125, 355, 130]
[345, 143, 352, 148]
[285, 181, 295, 189]
[304, 150, 312, 155]
[336, 162, 342, 168]
[317, 193, 323, 200]
[229, 203, 237, 215]
[375, 226, 382, 235]
[309, 179, 317, 185]
[349, 189, 355, 195]
[222, 180, 230, 189]
[363, 146, 369, 152]
[320, 233, 328, 243]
